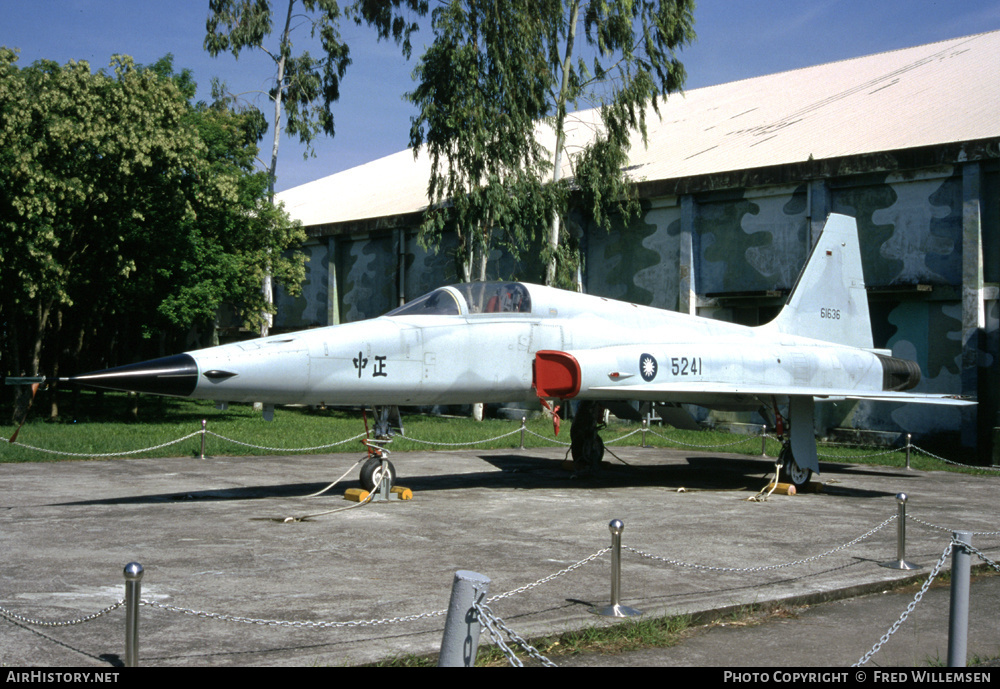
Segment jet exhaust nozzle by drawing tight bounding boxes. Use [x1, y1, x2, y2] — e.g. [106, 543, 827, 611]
[876, 354, 921, 392]
[70, 353, 199, 397]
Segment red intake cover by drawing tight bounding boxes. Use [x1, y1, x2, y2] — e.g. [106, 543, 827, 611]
[533, 351, 581, 399]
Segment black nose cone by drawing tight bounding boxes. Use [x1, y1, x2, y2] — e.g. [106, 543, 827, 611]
[71, 354, 199, 397]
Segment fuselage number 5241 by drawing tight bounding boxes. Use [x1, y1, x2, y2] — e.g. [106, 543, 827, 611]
[671, 357, 703, 376]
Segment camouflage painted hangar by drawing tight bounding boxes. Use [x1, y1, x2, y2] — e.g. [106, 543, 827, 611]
[276, 31, 1000, 462]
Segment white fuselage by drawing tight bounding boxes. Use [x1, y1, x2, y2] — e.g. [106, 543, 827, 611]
[183, 284, 886, 408]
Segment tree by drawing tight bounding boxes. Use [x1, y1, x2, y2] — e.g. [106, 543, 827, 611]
[0, 50, 202, 383]
[204, 0, 427, 333]
[408, 0, 695, 287]
[0, 50, 306, 417]
[408, 0, 559, 282]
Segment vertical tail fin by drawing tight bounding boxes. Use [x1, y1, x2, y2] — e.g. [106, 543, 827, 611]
[761, 214, 873, 349]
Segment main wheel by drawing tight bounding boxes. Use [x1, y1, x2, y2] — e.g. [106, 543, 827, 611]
[571, 434, 605, 468]
[778, 444, 812, 488]
[360, 456, 396, 492]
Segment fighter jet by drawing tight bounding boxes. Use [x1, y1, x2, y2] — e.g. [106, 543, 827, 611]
[59, 214, 973, 489]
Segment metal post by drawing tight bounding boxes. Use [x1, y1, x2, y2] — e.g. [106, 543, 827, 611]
[880, 493, 920, 570]
[761, 425, 768, 456]
[124, 562, 143, 667]
[378, 456, 391, 501]
[948, 531, 972, 667]
[200, 419, 207, 460]
[439, 570, 491, 667]
[591, 520, 641, 617]
[905, 433, 911, 470]
[520, 416, 526, 450]
[641, 419, 648, 448]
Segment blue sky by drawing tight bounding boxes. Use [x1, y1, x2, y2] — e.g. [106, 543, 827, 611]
[3, 0, 999, 193]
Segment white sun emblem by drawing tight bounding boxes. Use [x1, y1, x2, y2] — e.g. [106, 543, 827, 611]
[640, 354, 657, 381]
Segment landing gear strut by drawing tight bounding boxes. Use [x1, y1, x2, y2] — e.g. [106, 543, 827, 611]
[570, 401, 606, 471]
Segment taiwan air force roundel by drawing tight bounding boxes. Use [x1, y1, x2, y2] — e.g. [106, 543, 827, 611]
[640, 354, 658, 381]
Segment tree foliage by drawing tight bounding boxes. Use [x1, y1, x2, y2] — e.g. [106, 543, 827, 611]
[204, 0, 427, 334]
[408, 0, 695, 287]
[207, 0, 346, 194]
[205, 0, 427, 195]
[408, 0, 559, 282]
[0, 50, 306, 395]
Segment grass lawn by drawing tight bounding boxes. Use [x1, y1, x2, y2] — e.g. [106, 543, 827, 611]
[0, 390, 993, 478]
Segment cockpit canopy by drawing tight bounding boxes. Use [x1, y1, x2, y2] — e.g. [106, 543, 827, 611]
[386, 282, 532, 317]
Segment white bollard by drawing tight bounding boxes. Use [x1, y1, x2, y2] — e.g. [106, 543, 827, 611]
[439, 570, 491, 667]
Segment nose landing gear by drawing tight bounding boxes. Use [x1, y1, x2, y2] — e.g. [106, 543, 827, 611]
[356, 406, 405, 500]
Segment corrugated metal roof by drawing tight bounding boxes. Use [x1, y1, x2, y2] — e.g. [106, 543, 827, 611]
[278, 30, 1000, 228]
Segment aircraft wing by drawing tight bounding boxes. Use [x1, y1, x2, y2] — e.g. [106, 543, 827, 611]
[586, 382, 976, 405]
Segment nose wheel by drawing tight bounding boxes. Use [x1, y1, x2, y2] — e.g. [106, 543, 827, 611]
[360, 455, 396, 492]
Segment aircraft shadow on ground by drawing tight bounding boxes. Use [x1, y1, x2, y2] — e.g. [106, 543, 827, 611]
[52, 452, 900, 506]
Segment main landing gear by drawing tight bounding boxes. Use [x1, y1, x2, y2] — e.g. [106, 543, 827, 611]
[778, 442, 812, 489]
[765, 400, 813, 489]
[570, 401, 606, 472]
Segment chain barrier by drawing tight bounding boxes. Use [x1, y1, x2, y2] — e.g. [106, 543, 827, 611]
[908, 443, 1000, 471]
[6, 432, 202, 458]
[140, 599, 446, 629]
[205, 430, 367, 453]
[486, 547, 610, 603]
[853, 540, 954, 667]
[908, 516, 1000, 536]
[8, 419, 1000, 480]
[399, 428, 522, 447]
[816, 445, 902, 460]
[601, 428, 643, 444]
[473, 600, 556, 667]
[626, 515, 897, 573]
[127, 548, 607, 644]
[522, 427, 571, 446]
[0, 600, 124, 627]
[646, 427, 758, 450]
[965, 543, 1000, 572]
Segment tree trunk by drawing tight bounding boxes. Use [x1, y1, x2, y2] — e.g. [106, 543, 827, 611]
[545, 0, 580, 286]
[477, 237, 489, 282]
[259, 0, 296, 338]
[28, 299, 53, 378]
